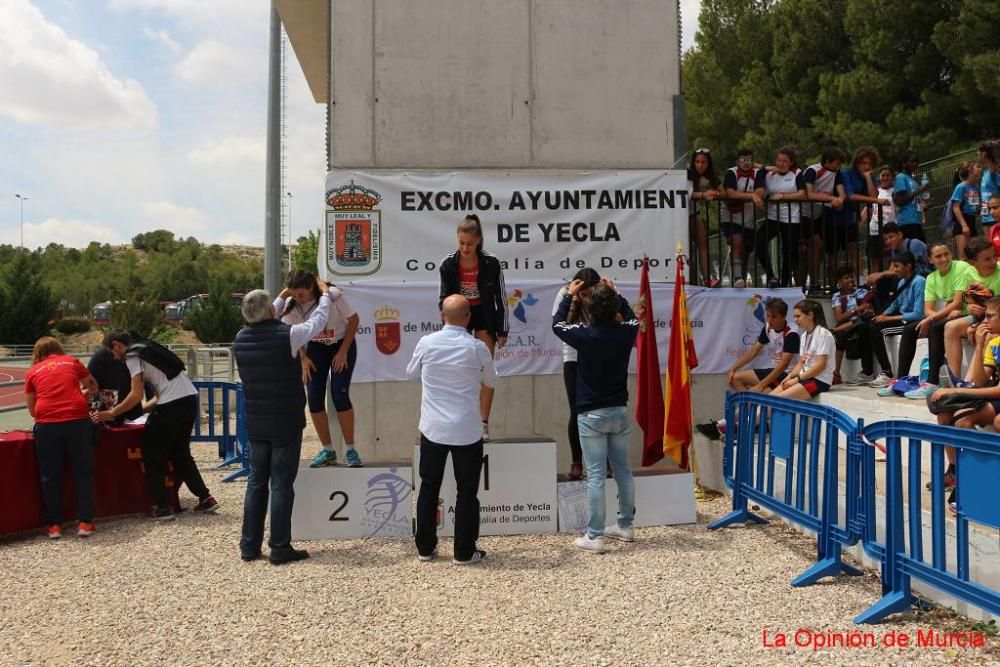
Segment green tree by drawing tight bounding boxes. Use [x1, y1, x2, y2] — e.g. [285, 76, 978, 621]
[0, 251, 58, 344]
[184, 280, 244, 344]
[132, 229, 178, 254]
[292, 229, 320, 274]
[109, 283, 165, 339]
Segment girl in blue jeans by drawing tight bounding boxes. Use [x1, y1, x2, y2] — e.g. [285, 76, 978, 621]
[552, 277, 640, 553]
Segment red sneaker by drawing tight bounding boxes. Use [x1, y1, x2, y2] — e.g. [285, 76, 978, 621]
[77, 522, 96, 537]
[47, 524, 62, 539]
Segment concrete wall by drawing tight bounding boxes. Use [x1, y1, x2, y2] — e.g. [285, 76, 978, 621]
[337, 373, 729, 473]
[327, 0, 687, 468]
[329, 0, 681, 168]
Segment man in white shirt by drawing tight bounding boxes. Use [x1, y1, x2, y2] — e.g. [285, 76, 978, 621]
[406, 295, 497, 565]
[94, 330, 217, 521]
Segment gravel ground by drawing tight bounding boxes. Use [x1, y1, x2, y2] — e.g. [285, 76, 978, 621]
[1, 445, 997, 667]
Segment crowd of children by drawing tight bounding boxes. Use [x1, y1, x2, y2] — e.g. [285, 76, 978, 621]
[687, 141, 1000, 295]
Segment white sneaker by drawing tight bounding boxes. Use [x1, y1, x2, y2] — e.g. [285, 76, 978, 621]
[573, 534, 606, 553]
[868, 373, 893, 389]
[848, 372, 876, 385]
[604, 524, 635, 542]
[733, 278, 746, 288]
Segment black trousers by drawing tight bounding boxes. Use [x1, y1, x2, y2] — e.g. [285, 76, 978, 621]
[142, 395, 209, 509]
[896, 318, 948, 380]
[562, 362, 582, 464]
[415, 435, 483, 560]
[34, 419, 95, 525]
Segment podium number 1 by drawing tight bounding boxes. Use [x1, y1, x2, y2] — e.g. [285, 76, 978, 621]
[329, 491, 349, 521]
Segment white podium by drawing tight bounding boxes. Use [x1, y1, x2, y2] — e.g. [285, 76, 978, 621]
[412, 437, 558, 536]
[557, 468, 697, 533]
[291, 460, 414, 539]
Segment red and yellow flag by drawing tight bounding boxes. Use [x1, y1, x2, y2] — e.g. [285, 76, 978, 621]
[663, 248, 698, 469]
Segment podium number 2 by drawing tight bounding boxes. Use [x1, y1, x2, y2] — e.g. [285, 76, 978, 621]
[329, 491, 349, 521]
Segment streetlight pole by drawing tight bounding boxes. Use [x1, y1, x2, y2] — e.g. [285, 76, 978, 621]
[286, 191, 293, 269]
[14, 193, 28, 249]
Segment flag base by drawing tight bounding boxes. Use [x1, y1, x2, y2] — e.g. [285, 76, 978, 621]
[694, 484, 722, 501]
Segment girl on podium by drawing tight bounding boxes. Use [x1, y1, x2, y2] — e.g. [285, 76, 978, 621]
[438, 214, 509, 441]
[275, 270, 362, 468]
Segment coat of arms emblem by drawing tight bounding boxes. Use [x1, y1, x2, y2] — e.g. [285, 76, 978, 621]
[325, 180, 382, 277]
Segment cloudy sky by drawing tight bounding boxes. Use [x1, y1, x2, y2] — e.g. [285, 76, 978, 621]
[1, 0, 702, 249]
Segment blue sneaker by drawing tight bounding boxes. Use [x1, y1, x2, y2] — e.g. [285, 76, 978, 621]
[309, 449, 338, 468]
[903, 383, 936, 400]
[876, 386, 896, 397]
[344, 448, 363, 468]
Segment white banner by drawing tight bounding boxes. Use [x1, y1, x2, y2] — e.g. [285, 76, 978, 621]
[319, 169, 689, 284]
[342, 284, 804, 382]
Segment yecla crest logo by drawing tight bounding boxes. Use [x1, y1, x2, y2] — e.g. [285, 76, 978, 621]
[325, 180, 382, 277]
[374, 304, 401, 355]
[361, 469, 412, 538]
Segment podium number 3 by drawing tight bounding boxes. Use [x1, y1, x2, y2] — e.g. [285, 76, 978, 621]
[329, 491, 349, 521]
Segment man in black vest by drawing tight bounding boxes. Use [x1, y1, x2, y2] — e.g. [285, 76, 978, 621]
[234, 279, 332, 564]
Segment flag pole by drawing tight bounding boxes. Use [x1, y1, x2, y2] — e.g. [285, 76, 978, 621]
[674, 246, 718, 501]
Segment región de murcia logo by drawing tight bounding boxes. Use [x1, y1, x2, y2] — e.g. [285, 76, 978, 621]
[325, 180, 382, 277]
[374, 304, 401, 355]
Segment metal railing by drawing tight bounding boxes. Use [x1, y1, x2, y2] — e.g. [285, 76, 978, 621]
[689, 198, 936, 293]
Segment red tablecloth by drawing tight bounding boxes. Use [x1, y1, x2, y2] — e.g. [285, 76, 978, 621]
[0, 425, 180, 536]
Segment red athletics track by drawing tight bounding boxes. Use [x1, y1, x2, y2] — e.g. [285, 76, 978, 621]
[0, 367, 28, 409]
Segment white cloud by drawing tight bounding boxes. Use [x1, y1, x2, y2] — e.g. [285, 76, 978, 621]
[2, 217, 126, 250]
[141, 25, 181, 53]
[172, 39, 261, 84]
[188, 136, 265, 166]
[141, 201, 211, 234]
[680, 0, 701, 53]
[0, 0, 156, 128]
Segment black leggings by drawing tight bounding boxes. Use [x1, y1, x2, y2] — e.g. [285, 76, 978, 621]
[562, 362, 582, 464]
[896, 318, 948, 380]
[143, 395, 210, 509]
[755, 220, 800, 286]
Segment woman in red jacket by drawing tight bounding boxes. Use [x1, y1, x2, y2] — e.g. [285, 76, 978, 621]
[24, 337, 99, 539]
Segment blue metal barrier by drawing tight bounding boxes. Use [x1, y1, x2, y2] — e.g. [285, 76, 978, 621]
[191, 381, 249, 482]
[709, 391, 864, 586]
[855, 420, 1000, 623]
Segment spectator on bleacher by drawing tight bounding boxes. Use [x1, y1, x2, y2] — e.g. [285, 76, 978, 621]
[553, 279, 639, 554]
[235, 281, 334, 565]
[754, 147, 804, 288]
[865, 251, 927, 388]
[885, 242, 972, 399]
[864, 167, 897, 275]
[25, 337, 99, 539]
[929, 296, 1000, 510]
[771, 300, 835, 401]
[893, 152, 930, 241]
[943, 237, 1000, 380]
[979, 141, 1000, 232]
[275, 270, 361, 468]
[687, 148, 721, 287]
[696, 298, 799, 441]
[726, 297, 799, 392]
[800, 147, 847, 295]
[552, 267, 601, 481]
[865, 222, 929, 310]
[989, 195, 1000, 256]
[831, 268, 876, 386]
[950, 160, 983, 260]
[839, 147, 888, 275]
[93, 331, 218, 520]
[720, 149, 764, 287]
